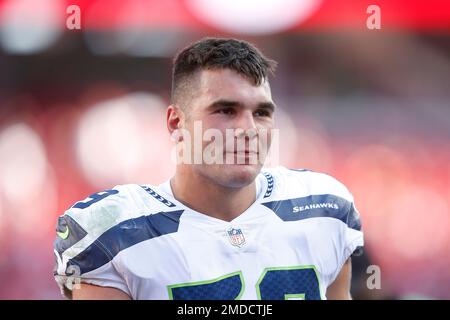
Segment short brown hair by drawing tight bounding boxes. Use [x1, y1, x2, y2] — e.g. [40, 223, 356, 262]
[171, 37, 277, 107]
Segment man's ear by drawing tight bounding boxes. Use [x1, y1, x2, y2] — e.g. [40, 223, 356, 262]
[167, 105, 184, 142]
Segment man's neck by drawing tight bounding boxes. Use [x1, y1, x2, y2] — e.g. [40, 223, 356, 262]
[170, 169, 257, 222]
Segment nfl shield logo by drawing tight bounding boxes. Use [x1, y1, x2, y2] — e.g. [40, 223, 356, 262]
[227, 227, 246, 247]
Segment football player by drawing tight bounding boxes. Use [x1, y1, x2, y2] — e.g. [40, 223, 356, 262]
[54, 38, 363, 300]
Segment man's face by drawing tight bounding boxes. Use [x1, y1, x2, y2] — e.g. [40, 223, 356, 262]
[180, 68, 275, 189]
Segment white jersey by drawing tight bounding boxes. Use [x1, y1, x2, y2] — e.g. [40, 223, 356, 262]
[54, 166, 363, 300]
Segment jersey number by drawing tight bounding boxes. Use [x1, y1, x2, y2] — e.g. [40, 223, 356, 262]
[168, 266, 321, 300]
[72, 189, 119, 209]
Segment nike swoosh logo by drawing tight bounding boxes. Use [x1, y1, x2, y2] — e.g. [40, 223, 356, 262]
[57, 226, 70, 240]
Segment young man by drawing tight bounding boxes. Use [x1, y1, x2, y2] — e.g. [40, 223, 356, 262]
[54, 38, 363, 300]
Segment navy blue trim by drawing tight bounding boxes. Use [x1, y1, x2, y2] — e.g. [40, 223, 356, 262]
[54, 215, 88, 260]
[352, 246, 364, 257]
[72, 189, 119, 209]
[67, 210, 184, 274]
[262, 194, 361, 231]
[140, 185, 176, 207]
[262, 172, 274, 198]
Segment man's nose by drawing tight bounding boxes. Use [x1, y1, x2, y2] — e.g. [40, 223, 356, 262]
[235, 110, 257, 131]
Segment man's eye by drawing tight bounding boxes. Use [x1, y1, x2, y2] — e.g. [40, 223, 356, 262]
[216, 108, 234, 115]
[254, 110, 271, 117]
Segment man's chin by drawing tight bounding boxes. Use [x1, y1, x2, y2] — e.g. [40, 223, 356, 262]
[221, 163, 261, 188]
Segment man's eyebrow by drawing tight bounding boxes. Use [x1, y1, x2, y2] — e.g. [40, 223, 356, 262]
[207, 99, 243, 109]
[257, 102, 276, 112]
[207, 99, 276, 111]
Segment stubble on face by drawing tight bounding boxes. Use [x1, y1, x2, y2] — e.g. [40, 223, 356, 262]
[178, 68, 275, 190]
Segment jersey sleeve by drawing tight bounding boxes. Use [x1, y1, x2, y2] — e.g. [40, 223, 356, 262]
[320, 177, 364, 287]
[342, 201, 364, 259]
[308, 171, 364, 282]
[53, 188, 132, 299]
[332, 180, 364, 274]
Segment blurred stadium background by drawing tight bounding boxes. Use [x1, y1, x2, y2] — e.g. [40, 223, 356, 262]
[0, 0, 449, 299]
